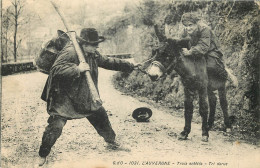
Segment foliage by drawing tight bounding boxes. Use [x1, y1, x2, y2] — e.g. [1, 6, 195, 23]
[102, 16, 130, 37]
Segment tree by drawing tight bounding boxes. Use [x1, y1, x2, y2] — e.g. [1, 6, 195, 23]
[2, 8, 12, 63]
[9, 0, 25, 62]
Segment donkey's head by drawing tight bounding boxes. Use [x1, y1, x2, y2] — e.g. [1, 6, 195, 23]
[146, 38, 190, 81]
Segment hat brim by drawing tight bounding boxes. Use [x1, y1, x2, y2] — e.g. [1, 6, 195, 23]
[77, 36, 105, 45]
[132, 107, 152, 122]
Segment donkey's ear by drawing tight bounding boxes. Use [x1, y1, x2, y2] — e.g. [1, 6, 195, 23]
[154, 24, 167, 42]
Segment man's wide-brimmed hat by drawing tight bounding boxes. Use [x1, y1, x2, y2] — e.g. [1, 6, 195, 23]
[77, 28, 105, 45]
[132, 107, 152, 122]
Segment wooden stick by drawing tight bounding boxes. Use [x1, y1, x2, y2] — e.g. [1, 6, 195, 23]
[51, 1, 102, 111]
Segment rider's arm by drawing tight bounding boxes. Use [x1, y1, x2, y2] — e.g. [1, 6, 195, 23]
[189, 26, 211, 56]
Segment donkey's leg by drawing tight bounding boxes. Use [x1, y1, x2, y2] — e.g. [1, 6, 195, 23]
[218, 87, 232, 131]
[199, 87, 209, 142]
[208, 90, 217, 130]
[178, 88, 194, 140]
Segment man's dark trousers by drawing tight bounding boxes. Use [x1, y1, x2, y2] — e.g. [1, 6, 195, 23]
[39, 107, 116, 157]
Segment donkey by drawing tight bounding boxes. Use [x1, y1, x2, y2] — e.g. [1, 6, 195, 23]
[146, 38, 236, 142]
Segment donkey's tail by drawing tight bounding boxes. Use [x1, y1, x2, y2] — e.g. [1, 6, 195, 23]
[225, 67, 238, 88]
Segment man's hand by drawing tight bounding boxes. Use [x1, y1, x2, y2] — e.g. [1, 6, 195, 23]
[78, 62, 90, 72]
[182, 48, 192, 56]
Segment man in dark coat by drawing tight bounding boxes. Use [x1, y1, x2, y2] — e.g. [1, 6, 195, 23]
[38, 28, 136, 166]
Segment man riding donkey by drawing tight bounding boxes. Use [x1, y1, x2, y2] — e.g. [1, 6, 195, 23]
[178, 12, 238, 140]
[37, 28, 139, 166]
[149, 12, 238, 142]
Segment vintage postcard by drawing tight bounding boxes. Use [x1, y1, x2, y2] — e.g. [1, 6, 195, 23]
[1, 0, 259, 168]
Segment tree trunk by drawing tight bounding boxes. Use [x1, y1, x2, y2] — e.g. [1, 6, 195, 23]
[13, 1, 18, 62]
[1, 0, 3, 62]
[5, 30, 8, 62]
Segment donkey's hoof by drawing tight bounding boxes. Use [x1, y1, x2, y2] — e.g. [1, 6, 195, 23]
[36, 156, 47, 167]
[178, 134, 188, 140]
[178, 132, 188, 140]
[201, 136, 209, 142]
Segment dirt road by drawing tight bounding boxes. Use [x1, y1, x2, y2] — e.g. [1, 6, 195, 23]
[1, 69, 259, 168]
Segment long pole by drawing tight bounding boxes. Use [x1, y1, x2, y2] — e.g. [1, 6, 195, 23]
[51, 1, 102, 111]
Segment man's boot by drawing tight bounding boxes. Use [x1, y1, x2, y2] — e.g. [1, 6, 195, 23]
[106, 141, 131, 152]
[36, 156, 46, 167]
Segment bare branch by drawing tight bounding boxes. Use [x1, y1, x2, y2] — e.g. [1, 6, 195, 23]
[17, 3, 24, 16]
[9, 11, 16, 17]
[11, 1, 16, 6]
[8, 19, 15, 25]
[17, 8, 22, 15]
[17, 0, 21, 7]
[8, 45, 14, 55]
[225, 0, 236, 21]
[16, 39, 22, 49]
